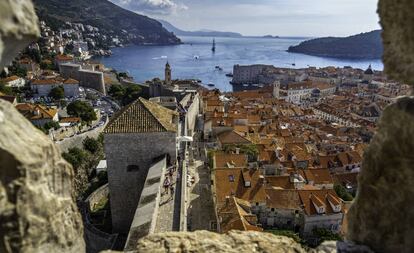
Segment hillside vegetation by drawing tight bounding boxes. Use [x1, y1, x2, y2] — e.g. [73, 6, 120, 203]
[288, 30, 383, 59]
[33, 0, 181, 45]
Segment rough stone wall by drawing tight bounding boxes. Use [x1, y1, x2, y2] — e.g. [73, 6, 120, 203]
[347, 97, 414, 252]
[124, 230, 347, 253]
[0, 0, 40, 67]
[0, 1, 85, 252]
[104, 132, 176, 233]
[346, 1, 414, 253]
[379, 0, 414, 86]
[0, 100, 85, 253]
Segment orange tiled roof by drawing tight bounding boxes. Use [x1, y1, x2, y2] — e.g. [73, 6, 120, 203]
[214, 168, 266, 207]
[63, 78, 79, 84]
[60, 117, 81, 123]
[265, 176, 295, 189]
[16, 103, 57, 120]
[55, 54, 74, 61]
[2, 75, 20, 82]
[303, 168, 333, 185]
[265, 188, 302, 210]
[297, 189, 342, 216]
[218, 197, 263, 233]
[217, 130, 251, 145]
[214, 152, 248, 168]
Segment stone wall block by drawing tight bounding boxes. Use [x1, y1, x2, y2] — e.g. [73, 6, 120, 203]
[347, 97, 414, 253]
[0, 100, 85, 253]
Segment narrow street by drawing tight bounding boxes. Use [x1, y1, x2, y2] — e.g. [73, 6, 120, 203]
[187, 141, 216, 231]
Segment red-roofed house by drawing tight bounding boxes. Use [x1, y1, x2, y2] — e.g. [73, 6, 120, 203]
[1, 75, 25, 87]
[31, 78, 80, 98]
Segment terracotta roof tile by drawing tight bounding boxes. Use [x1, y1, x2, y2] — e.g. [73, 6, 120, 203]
[214, 153, 248, 168]
[214, 168, 266, 207]
[217, 130, 251, 145]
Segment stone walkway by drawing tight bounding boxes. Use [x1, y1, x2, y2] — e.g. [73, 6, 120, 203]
[154, 168, 179, 233]
[187, 157, 216, 231]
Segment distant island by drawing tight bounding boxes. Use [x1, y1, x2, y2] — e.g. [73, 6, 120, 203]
[288, 30, 383, 59]
[33, 0, 181, 45]
[159, 20, 243, 38]
[262, 35, 280, 39]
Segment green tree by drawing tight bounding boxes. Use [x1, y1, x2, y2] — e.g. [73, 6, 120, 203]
[224, 144, 259, 162]
[62, 147, 88, 169]
[67, 101, 97, 123]
[312, 228, 343, 245]
[44, 121, 61, 131]
[49, 86, 65, 100]
[334, 184, 353, 201]
[83, 137, 100, 154]
[0, 69, 7, 78]
[108, 84, 141, 106]
[108, 84, 125, 101]
[25, 48, 42, 63]
[8, 63, 27, 78]
[122, 84, 141, 105]
[0, 82, 13, 95]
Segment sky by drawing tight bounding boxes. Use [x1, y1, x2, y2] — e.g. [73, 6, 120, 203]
[109, 0, 381, 37]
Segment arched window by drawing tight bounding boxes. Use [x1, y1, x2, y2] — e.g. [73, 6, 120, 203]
[127, 165, 140, 172]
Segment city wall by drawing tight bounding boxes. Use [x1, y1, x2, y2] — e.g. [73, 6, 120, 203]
[56, 120, 107, 153]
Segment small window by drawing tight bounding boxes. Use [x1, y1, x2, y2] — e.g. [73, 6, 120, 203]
[256, 202, 259, 206]
[210, 221, 217, 231]
[271, 208, 275, 212]
[127, 165, 140, 172]
[229, 175, 235, 182]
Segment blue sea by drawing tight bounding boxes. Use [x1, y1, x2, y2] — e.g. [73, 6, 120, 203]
[97, 36, 383, 92]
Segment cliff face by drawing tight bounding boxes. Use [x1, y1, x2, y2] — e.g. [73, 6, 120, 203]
[32, 0, 181, 45]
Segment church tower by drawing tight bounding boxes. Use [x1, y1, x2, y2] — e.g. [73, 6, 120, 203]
[165, 61, 172, 85]
[273, 81, 280, 99]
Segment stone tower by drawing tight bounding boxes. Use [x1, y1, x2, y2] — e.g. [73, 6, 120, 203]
[165, 61, 172, 85]
[103, 97, 178, 233]
[272, 81, 280, 99]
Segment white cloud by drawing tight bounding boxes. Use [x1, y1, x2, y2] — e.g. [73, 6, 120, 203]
[111, 0, 187, 15]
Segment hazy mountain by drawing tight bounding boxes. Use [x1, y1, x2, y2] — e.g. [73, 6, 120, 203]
[288, 30, 383, 59]
[159, 20, 243, 38]
[33, 0, 181, 45]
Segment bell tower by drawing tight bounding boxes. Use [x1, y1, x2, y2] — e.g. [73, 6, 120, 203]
[165, 61, 172, 85]
[273, 81, 280, 99]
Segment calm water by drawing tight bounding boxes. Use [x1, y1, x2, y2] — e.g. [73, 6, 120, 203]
[98, 36, 383, 91]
